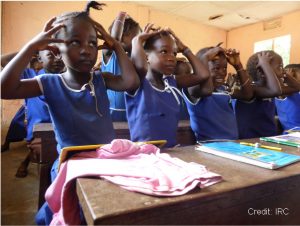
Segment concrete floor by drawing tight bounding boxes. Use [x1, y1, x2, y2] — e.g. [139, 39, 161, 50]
[1, 141, 39, 225]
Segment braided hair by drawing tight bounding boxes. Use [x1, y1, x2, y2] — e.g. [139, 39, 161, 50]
[54, 1, 104, 35]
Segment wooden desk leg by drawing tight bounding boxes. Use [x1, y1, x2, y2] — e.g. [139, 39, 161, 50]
[38, 163, 52, 209]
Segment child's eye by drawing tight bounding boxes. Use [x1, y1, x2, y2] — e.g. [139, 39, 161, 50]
[89, 41, 97, 47]
[70, 40, 80, 46]
[160, 50, 167, 54]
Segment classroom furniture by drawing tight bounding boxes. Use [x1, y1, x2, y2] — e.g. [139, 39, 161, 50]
[33, 120, 196, 209]
[76, 139, 300, 225]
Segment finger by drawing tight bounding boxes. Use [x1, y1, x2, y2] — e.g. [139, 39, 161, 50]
[144, 23, 154, 33]
[43, 17, 57, 31]
[46, 24, 65, 36]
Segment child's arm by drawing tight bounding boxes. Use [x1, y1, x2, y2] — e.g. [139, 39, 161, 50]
[1, 52, 18, 68]
[102, 12, 127, 64]
[225, 49, 253, 100]
[92, 18, 139, 92]
[131, 23, 160, 79]
[254, 52, 282, 98]
[1, 17, 64, 99]
[168, 29, 210, 88]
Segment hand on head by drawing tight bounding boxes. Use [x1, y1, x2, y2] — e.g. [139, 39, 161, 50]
[29, 17, 65, 54]
[225, 48, 241, 68]
[256, 51, 272, 69]
[134, 23, 162, 44]
[165, 28, 187, 53]
[203, 46, 225, 61]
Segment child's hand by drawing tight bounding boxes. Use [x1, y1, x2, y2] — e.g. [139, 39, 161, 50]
[225, 48, 241, 68]
[166, 28, 187, 53]
[257, 52, 272, 68]
[28, 17, 65, 54]
[91, 18, 117, 50]
[202, 47, 225, 61]
[134, 23, 161, 44]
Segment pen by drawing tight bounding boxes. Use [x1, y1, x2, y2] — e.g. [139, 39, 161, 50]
[240, 142, 282, 151]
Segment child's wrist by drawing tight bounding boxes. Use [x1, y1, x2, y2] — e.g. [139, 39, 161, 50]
[182, 47, 191, 55]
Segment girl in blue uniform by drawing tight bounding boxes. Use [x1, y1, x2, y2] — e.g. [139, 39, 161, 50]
[1, 1, 139, 224]
[183, 46, 253, 141]
[275, 64, 300, 132]
[101, 12, 141, 121]
[234, 50, 284, 139]
[127, 24, 210, 147]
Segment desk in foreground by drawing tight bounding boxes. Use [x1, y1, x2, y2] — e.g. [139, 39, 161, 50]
[77, 140, 300, 225]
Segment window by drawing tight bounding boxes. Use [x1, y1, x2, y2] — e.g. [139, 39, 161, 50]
[254, 35, 291, 66]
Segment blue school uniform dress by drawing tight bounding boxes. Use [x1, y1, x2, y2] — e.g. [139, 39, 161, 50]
[233, 98, 277, 139]
[101, 51, 127, 121]
[125, 76, 181, 148]
[183, 89, 239, 141]
[35, 72, 115, 225]
[275, 92, 300, 131]
[23, 69, 51, 141]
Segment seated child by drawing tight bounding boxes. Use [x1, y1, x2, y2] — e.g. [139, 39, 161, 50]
[1, 1, 139, 224]
[183, 46, 253, 141]
[275, 64, 300, 132]
[126, 25, 210, 147]
[234, 50, 284, 139]
[101, 11, 141, 121]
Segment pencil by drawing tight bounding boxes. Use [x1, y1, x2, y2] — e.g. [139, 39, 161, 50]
[240, 142, 282, 152]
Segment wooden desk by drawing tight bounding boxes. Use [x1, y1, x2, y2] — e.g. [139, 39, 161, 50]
[76, 139, 300, 225]
[33, 120, 195, 209]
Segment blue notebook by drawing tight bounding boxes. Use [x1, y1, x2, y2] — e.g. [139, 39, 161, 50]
[196, 142, 300, 169]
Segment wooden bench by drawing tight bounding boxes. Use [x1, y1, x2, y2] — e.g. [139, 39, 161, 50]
[33, 120, 196, 209]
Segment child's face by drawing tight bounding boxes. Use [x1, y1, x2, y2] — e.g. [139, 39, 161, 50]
[208, 55, 227, 87]
[270, 55, 284, 79]
[59, 19, 98, 73]
[122, 26, 140, 53]
[39, 50, 65, 74]
[147, 36, 177, 76]
[175, 61, 192, 75]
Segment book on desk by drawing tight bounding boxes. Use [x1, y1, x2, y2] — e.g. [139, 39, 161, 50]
[196, 141, 300, 169]
[260, 132, 300, 148]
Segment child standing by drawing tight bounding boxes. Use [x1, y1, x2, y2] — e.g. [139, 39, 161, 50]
[275, 64, 300, 132]
[127, 25, 210, 147]
[234, 50, 283, 139]
[1, 1, 139, 224]
[183, 46, 253, 141]
[101, 12, 141, 121]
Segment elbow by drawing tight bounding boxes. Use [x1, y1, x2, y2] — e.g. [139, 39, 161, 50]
[127, 76, 140, 92]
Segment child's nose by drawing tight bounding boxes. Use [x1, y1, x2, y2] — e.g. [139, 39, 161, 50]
[80, 45, 92, 55]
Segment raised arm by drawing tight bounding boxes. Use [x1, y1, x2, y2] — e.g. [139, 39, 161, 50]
[1, 52, 18, 68]
[167, 29, 210, 88]
[130, 24, 160, 79]
[225, 48, 253, 100]
[102, 11, 127, 63]
[92, 18, 139, 92]
[254, 52, 282, 98]
[1, 17, 64, 99]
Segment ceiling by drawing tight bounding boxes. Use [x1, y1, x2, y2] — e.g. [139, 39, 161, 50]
[133, 1, 300, 30]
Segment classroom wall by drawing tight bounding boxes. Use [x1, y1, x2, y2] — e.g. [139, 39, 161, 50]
[1, 1, 226, 141]
[227, 10, 300, 67]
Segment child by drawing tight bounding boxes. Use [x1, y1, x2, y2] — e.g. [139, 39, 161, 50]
[275, 64, 300, 132]
[126, 24, 210, 147]
[101, 12, 141, 121]
[1, 1, 139, 224]
[234, 50, 283, 139]
[183, 46, 253, 141]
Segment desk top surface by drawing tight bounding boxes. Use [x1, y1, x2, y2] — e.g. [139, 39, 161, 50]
[76, 138, 300, 224]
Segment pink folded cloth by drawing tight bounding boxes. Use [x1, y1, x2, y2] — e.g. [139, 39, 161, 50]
[46, 139, 222, 225]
